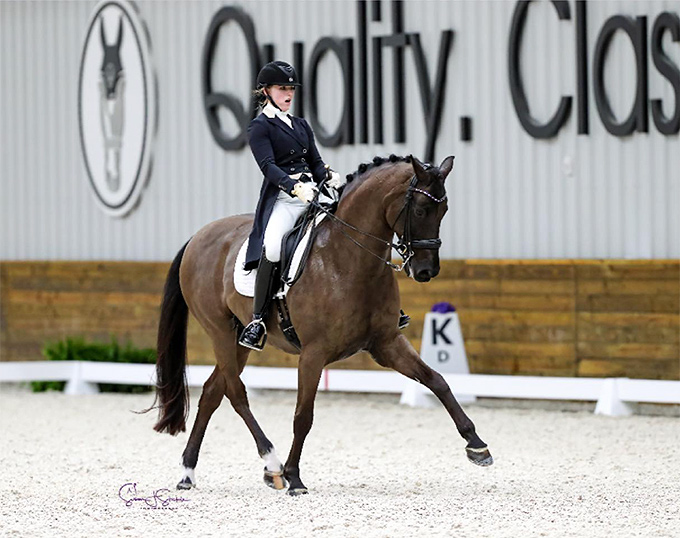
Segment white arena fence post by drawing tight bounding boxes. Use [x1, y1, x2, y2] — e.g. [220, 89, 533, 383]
[400, 307, 475, 408]
[64, 361, 99, 395]
[594, 378, 633, 417]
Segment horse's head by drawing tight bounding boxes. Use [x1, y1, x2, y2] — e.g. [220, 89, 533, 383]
[100, 17, 124, 99]
[389, 155, 453, 282]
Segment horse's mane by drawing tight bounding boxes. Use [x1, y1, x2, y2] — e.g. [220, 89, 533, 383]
[343, 154, 413, 184]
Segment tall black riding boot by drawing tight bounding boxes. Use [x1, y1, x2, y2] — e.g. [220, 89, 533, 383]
[238, 256, 278, 351]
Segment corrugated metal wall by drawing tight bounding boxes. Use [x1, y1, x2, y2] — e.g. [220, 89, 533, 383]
[1, 0, 678, 261]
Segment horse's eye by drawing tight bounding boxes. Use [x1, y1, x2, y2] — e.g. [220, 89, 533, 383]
[414, 207, 426, 218]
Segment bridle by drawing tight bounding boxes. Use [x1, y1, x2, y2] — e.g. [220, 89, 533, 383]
[311, 173, 447, 273]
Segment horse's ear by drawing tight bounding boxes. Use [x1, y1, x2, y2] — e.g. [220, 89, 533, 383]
[100, 18, 107, 47]
[411, 155, 428, 180]
[116, 16, 124, 50]
[439, 156, 455, 180]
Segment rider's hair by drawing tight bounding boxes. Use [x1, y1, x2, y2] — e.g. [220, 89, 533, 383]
[252, 87, 268, 108]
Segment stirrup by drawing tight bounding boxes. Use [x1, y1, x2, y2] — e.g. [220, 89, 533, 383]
[238, 319, 267, 351]
[398, 310, 410, 330]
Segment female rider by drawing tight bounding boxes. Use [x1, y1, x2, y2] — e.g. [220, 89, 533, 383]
[239, 60, 409, 351]
[238, 60, 343, 351]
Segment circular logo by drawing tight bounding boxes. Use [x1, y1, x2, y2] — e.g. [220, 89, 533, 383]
[78, 0, 156, 217]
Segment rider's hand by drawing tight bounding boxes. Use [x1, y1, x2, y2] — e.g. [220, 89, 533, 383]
[326, 170, 345, 190]
[292, 181, 318, 203]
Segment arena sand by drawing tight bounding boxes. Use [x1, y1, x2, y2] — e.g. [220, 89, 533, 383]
[1, 385, 678, 538]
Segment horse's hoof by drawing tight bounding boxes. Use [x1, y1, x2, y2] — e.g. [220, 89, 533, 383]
[264, 470, 287, 490]
[287, 487, 309, 496]
[177, 477, 195, 490]
[466, 446, 494, 467]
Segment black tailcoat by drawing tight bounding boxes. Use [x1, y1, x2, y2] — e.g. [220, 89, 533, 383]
[244, 112, 327, 270]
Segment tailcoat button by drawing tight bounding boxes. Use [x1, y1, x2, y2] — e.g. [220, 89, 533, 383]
[302, 148, 307, 153]
[290, 149, 295, 154]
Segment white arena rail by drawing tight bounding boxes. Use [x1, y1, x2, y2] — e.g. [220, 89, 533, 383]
[1, 361, 679, 417]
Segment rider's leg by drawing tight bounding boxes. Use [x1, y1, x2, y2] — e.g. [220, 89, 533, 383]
[239, 194, 307, 351]
[238, 249, 279, 351]
[261, 193, 307, 264]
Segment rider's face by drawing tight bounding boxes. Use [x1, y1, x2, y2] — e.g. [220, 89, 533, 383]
[266, 85, 296, 112]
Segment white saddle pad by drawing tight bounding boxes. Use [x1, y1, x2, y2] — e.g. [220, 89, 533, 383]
[234, 213, 327, 297]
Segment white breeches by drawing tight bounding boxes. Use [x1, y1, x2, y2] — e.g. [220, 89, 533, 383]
[263, 187, 334, 263]
[263, 192, 308, 262]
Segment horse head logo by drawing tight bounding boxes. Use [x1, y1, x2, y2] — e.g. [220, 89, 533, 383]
[100, 17, 124, 97]
[99, 16, 126, 192]
[79, 0, 156, 217]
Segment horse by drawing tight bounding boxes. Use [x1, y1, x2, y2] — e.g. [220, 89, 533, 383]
[147, 153, 493, 496]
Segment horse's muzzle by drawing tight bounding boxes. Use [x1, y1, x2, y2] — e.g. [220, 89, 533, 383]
[413, 266, 440, 282]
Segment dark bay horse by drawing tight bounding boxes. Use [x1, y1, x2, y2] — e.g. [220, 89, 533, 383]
[149, 154, 493, 495]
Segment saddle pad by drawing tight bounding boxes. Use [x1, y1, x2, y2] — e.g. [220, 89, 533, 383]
[234, 212, 326, 298]
[234, 240, 256, 297]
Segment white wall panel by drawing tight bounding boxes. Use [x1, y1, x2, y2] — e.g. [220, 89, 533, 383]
[1, 0, 678, 261]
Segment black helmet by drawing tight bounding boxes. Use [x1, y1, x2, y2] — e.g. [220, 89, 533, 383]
[256, 60, 301, 88]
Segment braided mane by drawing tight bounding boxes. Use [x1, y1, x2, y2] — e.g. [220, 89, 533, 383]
[344, 154, 415, 183]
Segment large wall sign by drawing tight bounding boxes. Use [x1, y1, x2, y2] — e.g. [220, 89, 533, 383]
[201, 1, 455, 162]
[202, 0, 678, 160]
[201, 6, 259, 152]
[509, 0, 680, 138]
[78, 0, 157, 217]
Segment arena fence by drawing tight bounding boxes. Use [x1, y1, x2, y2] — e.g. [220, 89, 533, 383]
[1, 361, 679, 417]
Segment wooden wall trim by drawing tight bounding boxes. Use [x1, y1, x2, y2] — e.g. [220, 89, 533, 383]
[1, 260, 678, 380]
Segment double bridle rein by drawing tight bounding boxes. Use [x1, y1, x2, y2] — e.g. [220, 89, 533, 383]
[312, 174, 447, 272]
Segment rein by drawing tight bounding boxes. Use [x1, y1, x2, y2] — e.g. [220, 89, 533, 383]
[311, 174, 447, 272]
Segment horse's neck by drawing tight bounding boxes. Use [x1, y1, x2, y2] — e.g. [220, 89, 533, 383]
[338, 187, 390, 237]
[325, 171, 404, 274]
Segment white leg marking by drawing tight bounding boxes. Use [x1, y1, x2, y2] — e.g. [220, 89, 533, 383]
[181, 466, 196, 484]
[262, 449, 283, 472]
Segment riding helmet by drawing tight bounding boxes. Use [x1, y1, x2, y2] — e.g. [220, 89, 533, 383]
[256, 60, 301, 88]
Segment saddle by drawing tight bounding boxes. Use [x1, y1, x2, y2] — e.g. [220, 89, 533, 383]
[280, 198, 328, 287]
[234, 188, 337, 350]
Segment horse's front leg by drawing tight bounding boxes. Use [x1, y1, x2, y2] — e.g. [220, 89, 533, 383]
[371, 334, 493, 466]
[283, 347, 326, 496]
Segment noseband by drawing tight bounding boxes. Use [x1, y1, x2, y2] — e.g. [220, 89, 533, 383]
[312, 173, 447, 272]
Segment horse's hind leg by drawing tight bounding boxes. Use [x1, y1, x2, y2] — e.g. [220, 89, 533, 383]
[371, 334, 493, 466]
[218, 341, 287, 490]
[177, 366, 226, 489]
[177, 325, 284, 490]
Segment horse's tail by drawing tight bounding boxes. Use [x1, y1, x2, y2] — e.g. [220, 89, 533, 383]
[152, 241, 190, 435]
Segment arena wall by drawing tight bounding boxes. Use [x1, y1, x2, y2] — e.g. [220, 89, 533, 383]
[2, 260, 677, 380]
[1, 1, 678, 375]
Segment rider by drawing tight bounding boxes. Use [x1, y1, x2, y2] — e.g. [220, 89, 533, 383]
[239, 60, 409, 351]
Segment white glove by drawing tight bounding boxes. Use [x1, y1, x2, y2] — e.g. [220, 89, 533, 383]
[327, 170, 345, 190]
[292, 181, 318, 203]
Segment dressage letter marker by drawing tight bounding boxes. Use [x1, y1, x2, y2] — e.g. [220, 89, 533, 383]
[421, 312, 470, 377]
[400, 311, 475, 407]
